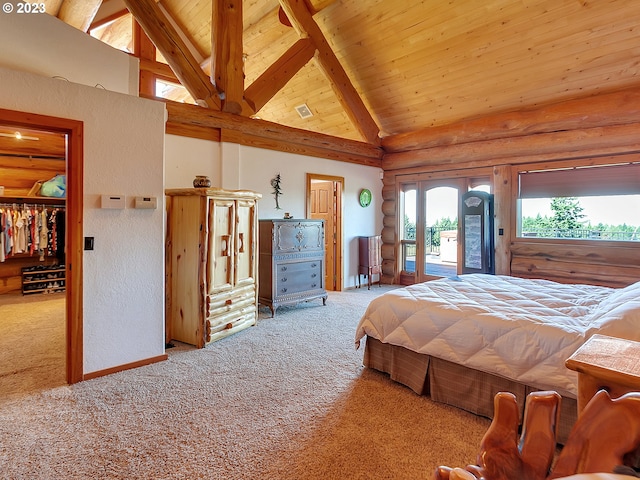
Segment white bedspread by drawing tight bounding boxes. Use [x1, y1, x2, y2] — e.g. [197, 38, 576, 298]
[355, 274, 640, 397]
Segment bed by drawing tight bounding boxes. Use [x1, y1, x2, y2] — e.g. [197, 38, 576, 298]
[355, 274, 640, 442]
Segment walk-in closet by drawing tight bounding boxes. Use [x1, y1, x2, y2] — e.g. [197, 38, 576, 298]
[0, 124, 67, 393]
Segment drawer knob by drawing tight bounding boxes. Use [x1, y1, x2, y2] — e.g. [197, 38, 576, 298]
[311, 273, 317, 278]
[281, 266, 287, 271]
[281, 288, 288, 293]
[311, 263, 317, 268]
[281, 277, 287, 282]
[311, 283, 317, 288]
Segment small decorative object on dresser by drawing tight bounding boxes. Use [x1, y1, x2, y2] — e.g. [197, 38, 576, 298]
[192, 175, 211, 188]
[258, 219, 328, 317]
[165, 187, 261, 348]
[270, 173, 282, 209]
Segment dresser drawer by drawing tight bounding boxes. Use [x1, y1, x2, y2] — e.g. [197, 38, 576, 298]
[276, 260, 321, 274]
[272, 221, 324, 254]
[275, 260, 323, 295]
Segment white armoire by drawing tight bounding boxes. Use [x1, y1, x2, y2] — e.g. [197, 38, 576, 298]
[165, 188, 261, 348]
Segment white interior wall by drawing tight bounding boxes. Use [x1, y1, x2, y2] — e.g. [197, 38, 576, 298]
[239, 145, 384, 289]
[0, 67, 166, 374]
[164, 139, 384, 289]
[164, 134, 222, 188]
[0, 13, 138, 95]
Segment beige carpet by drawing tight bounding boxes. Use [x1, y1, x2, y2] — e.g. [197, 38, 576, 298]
[0, 286, 490, 479]
[0, 292, 66, 395]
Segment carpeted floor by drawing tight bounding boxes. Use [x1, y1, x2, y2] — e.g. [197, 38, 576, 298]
[0, 286, 490, 479]
[0, 292, 66, 395]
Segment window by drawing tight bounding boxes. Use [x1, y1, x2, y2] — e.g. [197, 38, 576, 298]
[89, 14, 134, 54]
[517, 163, 640, 241]
[155, 79, 196, 105]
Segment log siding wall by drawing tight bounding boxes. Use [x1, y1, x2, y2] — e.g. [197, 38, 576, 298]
[380, 86, 640, 288]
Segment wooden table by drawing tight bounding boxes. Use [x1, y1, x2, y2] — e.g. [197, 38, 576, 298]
[566, 334, 640, 414]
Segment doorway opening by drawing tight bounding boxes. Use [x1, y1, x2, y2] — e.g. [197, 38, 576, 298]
[399, 181, 462, 284]
[398, 177, 492, 285]
[0, 108, 84, 385]
[307, 174, 343, 291]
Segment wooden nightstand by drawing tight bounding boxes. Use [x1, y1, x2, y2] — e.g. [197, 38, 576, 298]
[566, 334, 640, 414]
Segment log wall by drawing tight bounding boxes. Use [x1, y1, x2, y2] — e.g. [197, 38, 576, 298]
[380, 86, 640, 288]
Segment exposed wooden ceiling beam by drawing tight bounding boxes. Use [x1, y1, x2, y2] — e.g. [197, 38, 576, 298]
[156, 2, 206, 65]
[89, 8, 129, 31]
[139, 58, 177, 82]
[58, 0, 103, 32]
[211, 0, 244, 114]
[162, 100, 382, 163]
[220, 128, 380, 167]
[122, 0, 220, 109]
[244, 38, 315, 113]
[382, 86, 640, 153]
[278, 0, 380, 145]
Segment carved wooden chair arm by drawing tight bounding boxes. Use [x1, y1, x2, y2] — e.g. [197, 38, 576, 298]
[434, 390, 640, 480]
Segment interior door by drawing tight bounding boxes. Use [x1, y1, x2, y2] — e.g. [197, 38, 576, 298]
[310, 180, 335, 290]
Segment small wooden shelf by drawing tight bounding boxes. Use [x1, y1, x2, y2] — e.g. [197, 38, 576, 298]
[21, 265, 66, 295]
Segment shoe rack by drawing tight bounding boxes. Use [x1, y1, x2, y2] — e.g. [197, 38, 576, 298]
[21, 265, 66, 295]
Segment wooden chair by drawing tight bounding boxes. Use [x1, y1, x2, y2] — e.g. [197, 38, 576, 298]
[435, 389, 640, 480]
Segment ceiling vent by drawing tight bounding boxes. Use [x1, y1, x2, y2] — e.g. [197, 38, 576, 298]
[295, 103, 313, 119]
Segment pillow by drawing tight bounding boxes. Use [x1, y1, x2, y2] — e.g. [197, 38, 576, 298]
[584, 282, 640, 340]
[597, 281, 640, 311]
[40, 174, 66, 198]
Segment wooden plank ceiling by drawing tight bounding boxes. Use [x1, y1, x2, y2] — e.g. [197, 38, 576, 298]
[42, 0, 640, 149]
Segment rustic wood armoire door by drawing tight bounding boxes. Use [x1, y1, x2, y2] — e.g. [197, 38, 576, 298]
[235, 199, 257, 288]
[207, 198, 235, 293]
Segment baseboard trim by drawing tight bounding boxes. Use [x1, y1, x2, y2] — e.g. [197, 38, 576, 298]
[83, 354, 168, 381]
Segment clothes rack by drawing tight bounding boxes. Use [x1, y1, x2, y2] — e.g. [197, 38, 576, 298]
[0, 202, 66, 263]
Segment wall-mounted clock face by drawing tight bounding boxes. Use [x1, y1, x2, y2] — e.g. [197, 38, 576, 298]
[359, 188, 372, 207]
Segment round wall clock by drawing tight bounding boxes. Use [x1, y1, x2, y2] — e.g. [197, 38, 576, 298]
[359, 188, 372, 207]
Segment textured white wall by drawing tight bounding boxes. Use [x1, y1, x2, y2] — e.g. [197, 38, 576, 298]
[164, 134, 222, 188]
[164, 141, 385, 288]
[238, 145, 384, 289]
[0, 72, 165, 378]
[0, 12, 138, 95]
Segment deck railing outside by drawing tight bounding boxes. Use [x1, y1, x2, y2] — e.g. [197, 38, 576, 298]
[401, 225, 639, 274]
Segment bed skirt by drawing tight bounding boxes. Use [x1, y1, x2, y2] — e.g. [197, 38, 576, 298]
[363, 336, 577, 444]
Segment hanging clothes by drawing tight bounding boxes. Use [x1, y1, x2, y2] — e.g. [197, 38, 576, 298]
[0, 204, 65, 262]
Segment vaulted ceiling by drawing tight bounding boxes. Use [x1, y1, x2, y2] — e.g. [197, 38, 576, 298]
[42, 0, 640, 149]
